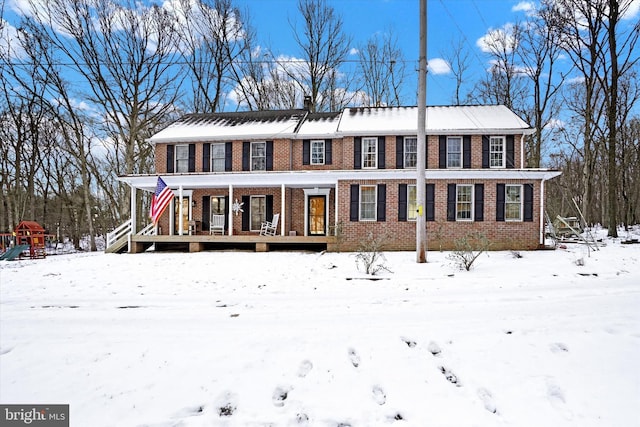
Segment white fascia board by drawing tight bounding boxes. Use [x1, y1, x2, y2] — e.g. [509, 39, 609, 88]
[337, 128, 536, 137]
[118, 169, 561, 192]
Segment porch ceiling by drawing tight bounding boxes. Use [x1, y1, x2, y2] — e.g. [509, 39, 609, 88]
[117, 169, 562, 192]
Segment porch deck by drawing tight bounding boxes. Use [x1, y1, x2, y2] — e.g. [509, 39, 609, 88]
[129, 234, 337, 253]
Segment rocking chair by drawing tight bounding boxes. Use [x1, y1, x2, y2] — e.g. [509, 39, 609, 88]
[260, 213, 279, 236]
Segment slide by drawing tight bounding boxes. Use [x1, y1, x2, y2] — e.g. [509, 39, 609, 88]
[0, 245, 31, 261]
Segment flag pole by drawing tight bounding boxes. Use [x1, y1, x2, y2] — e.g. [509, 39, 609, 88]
[416, 0, 427, 263]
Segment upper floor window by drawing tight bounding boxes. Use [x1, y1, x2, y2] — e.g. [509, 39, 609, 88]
[175, 144, 189, 173]
[211, 143, 226, 172]
[362, 137, 378, 168]
[447, 137, 462, 168]
[360, 185, 377, 220]
[404, 137, 417, 168]
[311, 140, 325, 165]
[251, 142, 266, 171]
[490, 136, 505, 168]
[456, 184, 473, 221]
[505, 184, 522, 221]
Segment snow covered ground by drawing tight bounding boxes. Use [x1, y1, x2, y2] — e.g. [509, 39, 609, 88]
[1, 228, 639, 427]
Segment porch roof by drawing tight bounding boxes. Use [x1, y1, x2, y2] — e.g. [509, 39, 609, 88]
[117, 169, 562, 192]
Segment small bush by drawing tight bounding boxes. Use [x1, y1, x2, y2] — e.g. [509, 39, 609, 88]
[448, 232, 491, 271]
[354, 230, 392, 276]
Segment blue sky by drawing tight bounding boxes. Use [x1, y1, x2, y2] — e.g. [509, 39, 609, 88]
[234, 0, 543, 105]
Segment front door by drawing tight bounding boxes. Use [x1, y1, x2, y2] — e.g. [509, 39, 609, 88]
[308, 195, 326, 236]
[174, 198, 190, 234]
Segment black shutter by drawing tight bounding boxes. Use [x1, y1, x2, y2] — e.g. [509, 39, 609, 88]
[482, 135, 490, 168]
[188, 144, 196, 172]
[474, 183, 484, 221]
[241, 195, 250, 230]
[377, 136, 385, 169]
[396, 136, 404, 169]
[398, 184, 407, 221]
[303, 139, 310, 165]
[266, 194, 274, 221]
[377, 184, 386, 221]
[426, 183, 435, 221]
[202, 195, 210, 231]
[225, 142, 233, 171]
[242, 142, 250, 171]
[496, 183, 506, 222]
[463, 136, 471, 169]
[439, 136, 446, 169]
[354, 137, 362, 169]
[325, 139, 332, 165]
[350, 184, 359, 221]
[266, 141, 273, 170]
[506, 135, 515, 168]
[224, 196, 229, 230]
[166, 145, 174, 173]
[524, 183, 534, 222]
[447, 183, 456, 221]
[203, 143, 210, 172]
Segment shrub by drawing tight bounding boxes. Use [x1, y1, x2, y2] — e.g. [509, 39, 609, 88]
[448, 232, 491, 271]
[354, 229, 392, 276]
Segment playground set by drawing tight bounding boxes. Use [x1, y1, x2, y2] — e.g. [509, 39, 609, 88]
[0, 221, 48, 261]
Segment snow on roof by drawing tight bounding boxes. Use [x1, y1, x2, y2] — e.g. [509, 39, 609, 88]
[337, 105, 533, 135]
[295, 112, 342, 139]
[148, 105, 533, 144]
[148, 110, 308, 144]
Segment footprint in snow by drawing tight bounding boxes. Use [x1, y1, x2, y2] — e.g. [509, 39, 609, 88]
[272, 386, 290, 407]
[550, 342, 569, 353]
[427, 341, 442, 357]
[477, 387, 497, 413]
[297, 360, 313, 378]
[372, 385, 386, 405]
[439, 366, 461, 387]
[215, 391, 238, 417]
[401, 336, 417, 348]
[348, 348, 360, 368]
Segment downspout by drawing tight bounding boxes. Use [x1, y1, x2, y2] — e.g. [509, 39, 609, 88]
[539, 178, 546, 246]
[520, 134, 525, 169]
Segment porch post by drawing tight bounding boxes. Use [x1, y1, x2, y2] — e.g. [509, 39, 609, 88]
[539, 179, 545, 246]
[281, 184, 285, 236]
[130, 185, 137, 235]
[334, 183, 339, 235]
[228, 184, 233, 236]
[178, 185, 183, 236]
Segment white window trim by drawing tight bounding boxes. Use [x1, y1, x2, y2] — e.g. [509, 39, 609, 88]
[505, 184, 523, 222]
[249, 195, 266, 231]
[408, 184, 417, 221]
[404, 136, 417, 169]
[175, 144, 189, 173]
[359, 184, 377, 221]
[210, 143, 226, 172]
[251, 141, 266, 171]
[362, 137, 378, 169]
[490, 136, 506, 169]
[456, 184, 474, 222]
[447, 136, 463, 169]
[311, 140, 325, 165]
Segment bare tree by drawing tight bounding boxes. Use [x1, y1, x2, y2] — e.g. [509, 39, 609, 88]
[356, 30, 407, 107]
[442, 38, 472, 105]
[287, 0, 353, 112]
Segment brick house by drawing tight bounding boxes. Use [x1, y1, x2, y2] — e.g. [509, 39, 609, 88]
[111, 105, 561, 253]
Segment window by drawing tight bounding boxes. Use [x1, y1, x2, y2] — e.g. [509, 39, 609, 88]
[362, 137, 377, 168]
[407, 184, 417, 221]
[360, 185, 376, 220]
[210, 196, 226, 215]
[250, 196, 265, 230]
[211, 143, 226, 172]
[251, 142, 266, 171]
[311, 140, 325, 165]
[490, 136, 505, 168]
[404, 137, 417, 168]
[456, 185, 473, 221]
[505, 184, 522, 221]
[175, 144, 189, 173]
[447, 137, 462, 168]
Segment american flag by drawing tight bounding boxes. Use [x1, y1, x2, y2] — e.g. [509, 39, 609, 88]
[150, 177, 173, 225]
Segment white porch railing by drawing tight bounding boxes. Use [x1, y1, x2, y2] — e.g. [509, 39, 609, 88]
[106, 220, 156, 250]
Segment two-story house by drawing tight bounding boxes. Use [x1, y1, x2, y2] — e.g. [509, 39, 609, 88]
[110, 105, 561, 253]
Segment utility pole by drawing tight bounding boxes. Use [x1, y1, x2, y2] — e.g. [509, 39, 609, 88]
[416, 0, 427, 263]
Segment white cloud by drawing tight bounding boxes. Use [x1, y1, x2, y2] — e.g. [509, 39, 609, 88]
[0, 19, 26, 59]
[622, 0, 640, 20]
[349, 47, 359, 56]
[544, 118, 566, 130]
[427, 58, 451, 75]
[512, 1, 536, 16]
[476, 23, 517, 54]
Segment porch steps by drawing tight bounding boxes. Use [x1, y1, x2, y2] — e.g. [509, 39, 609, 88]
[105, 221, 156, 254]
[105, 235, 129, 254]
